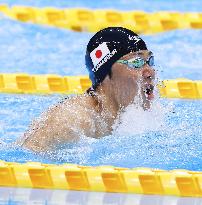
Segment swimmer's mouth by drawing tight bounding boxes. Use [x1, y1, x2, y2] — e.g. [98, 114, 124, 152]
[143, 84, 154, 100]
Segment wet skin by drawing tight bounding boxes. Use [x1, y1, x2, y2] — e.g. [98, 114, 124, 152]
[21, 50, 155, 152]
[107, 50, 155, 110]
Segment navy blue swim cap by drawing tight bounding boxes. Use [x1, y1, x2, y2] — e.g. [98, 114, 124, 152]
[85, 27, 147, 88]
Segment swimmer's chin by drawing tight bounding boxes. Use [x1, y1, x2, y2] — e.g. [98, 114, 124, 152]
[142, 95, 154, 110]
[142, 102, 151, 110]
[141, 89, 154, 110]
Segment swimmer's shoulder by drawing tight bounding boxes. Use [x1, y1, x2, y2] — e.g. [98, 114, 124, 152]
[59, 93, 98, 111]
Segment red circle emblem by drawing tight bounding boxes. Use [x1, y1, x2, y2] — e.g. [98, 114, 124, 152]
[95, 50, 102, 58]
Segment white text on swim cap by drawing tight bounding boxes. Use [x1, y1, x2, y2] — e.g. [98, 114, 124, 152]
[128, 35, 141, 43]
[92, 49, 117, 72]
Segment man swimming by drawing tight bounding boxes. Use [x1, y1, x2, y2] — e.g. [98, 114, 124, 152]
[22, 27, 155, 152]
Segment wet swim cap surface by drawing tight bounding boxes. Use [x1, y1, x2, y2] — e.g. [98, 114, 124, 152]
[85, 27, 147, 87]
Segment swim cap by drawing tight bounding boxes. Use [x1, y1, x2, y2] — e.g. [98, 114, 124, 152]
[85, 27, 147, 88]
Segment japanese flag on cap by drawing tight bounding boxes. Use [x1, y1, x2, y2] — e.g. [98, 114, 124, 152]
[90, 42, 110, 68]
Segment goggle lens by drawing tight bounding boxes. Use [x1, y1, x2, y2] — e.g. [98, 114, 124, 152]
[130, 58, 145, 68]
[117, 56, 154, 69]
[148, 56, 154, 67]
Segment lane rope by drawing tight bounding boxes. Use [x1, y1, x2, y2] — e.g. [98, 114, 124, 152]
[0, 160, 202, 197]
[0, 4, 202, 34]
[0, 73, 201, 99]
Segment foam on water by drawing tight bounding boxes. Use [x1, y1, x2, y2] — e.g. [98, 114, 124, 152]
[113, 100, 168, 136]
[31, 97, 201, 171]
[1, 89, 200, 170]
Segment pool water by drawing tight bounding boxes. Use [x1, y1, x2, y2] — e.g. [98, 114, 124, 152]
[0, 0, 201, 172]
[0, 0, 202, 12]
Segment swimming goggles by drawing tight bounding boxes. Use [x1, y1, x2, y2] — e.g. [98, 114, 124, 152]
[116, 55, 154, 69]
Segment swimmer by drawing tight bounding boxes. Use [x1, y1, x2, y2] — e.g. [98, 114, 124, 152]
[21, 27, 155, 152]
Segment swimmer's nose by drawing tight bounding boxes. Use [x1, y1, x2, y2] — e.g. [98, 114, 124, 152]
[142, 65, 155, 81]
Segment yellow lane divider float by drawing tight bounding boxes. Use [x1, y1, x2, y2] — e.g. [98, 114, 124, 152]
[0, 73, 201, 99]
[0, 73, 90, 94]
[159, 79, 202, 99]
[0, 4, 202, 34]
[0, 160, 202, 197]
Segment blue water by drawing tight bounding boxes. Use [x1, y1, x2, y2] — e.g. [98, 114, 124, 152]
[0, 0, 201, 172]
[0, 0, 202, 12]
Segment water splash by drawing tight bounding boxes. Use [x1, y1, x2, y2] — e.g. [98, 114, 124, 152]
[36, 97, 202, 171]
[112, 100, 170, 136]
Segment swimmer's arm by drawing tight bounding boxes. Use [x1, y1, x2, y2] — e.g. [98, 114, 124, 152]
[21, 104, 81, 152]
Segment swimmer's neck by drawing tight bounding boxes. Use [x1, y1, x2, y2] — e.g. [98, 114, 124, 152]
[92, 85, 124, 119]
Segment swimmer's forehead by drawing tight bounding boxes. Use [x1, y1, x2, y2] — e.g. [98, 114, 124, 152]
[120, 50, 153, 60]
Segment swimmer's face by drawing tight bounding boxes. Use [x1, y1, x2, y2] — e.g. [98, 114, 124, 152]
[110, 50, 155, 109]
